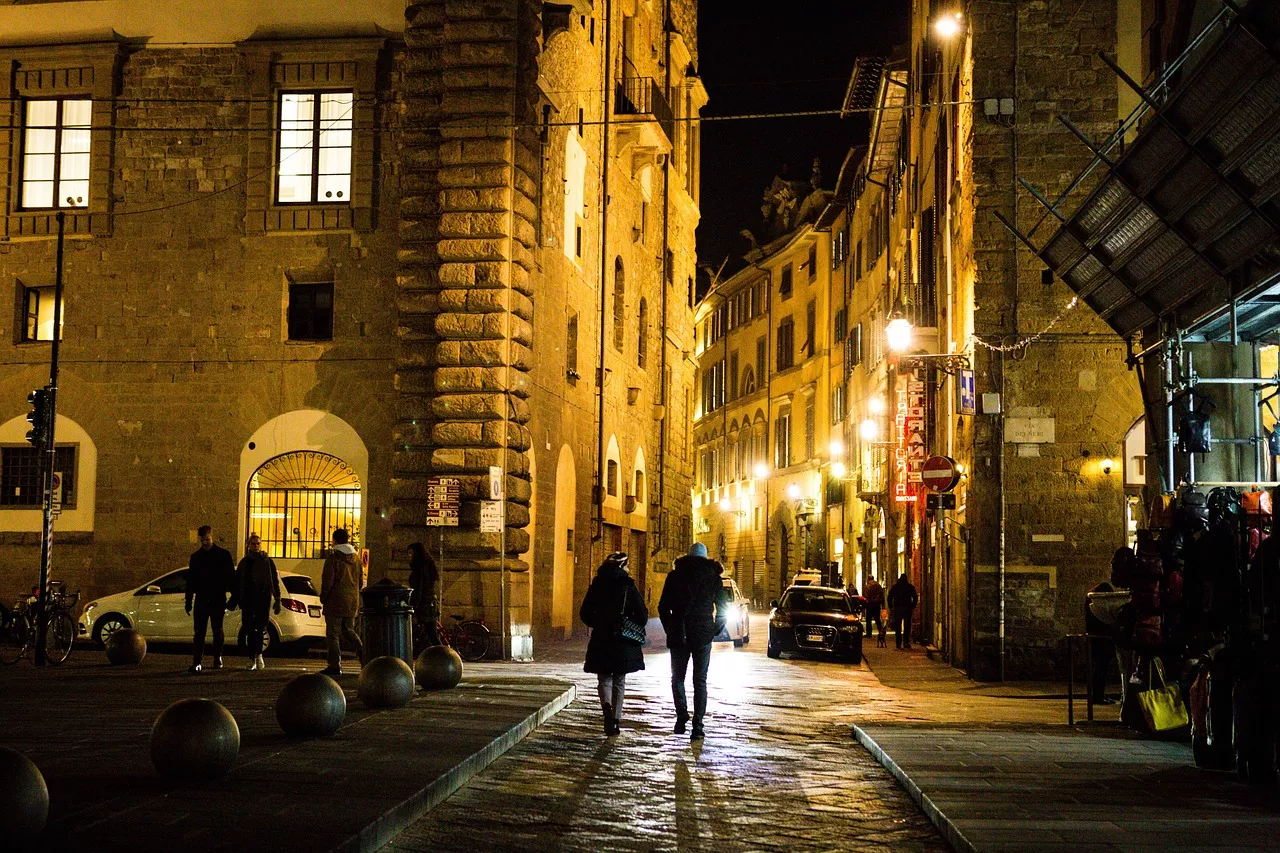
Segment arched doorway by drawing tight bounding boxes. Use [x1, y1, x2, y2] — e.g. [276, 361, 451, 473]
[240, 410, 367, 584]
[246, 451, 361, 559]
[552, 445, 577, 635]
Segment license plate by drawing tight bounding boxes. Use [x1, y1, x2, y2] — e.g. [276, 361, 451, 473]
[308, 605, 322, 618]
[807, 632, 825, 642]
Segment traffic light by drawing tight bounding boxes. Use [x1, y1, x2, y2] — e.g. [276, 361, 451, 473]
[26, 387, 49, 448]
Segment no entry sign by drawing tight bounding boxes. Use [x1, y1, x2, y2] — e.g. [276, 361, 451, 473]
[921, 455, 960, 492]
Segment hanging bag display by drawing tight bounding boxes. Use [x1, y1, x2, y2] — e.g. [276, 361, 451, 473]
[616, 586, 647, 646]
[1137, 657, 1189, 732]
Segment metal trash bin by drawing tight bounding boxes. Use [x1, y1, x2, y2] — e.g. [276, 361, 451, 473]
[360, 578, 414, 668]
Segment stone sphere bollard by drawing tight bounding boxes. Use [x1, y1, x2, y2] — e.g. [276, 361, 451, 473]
[358, 656, 415, 709]
[275, 673, 346, 736]
[150, 698, 239, 781]
[0, 747, 48, 841]
[414, 645, 463, 691]
[105, 628, 147, 665]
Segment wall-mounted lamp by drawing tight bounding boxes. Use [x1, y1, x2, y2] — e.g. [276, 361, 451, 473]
[829, 439, 845, 458]
[934, 12, 963, 39]
[1101, 458, 1115, 475]
[859, 419, 880, 441]
[753, 462, 770, 479]
[886, 314, 913, 353]
[831, 462, 847, 479]
[786, 484, 802, 501]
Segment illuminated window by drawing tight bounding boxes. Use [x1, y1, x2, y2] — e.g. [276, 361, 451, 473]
[276, 92, 353, 204]
[247, 451, 361, 558]
[21, 98, 91, 210]
[19, 284, 63, 343]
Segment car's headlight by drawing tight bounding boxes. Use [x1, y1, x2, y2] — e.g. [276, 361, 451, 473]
[770, 612, 791, 627]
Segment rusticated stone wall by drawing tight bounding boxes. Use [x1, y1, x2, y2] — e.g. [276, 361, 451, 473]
[397, 0, 543, 654]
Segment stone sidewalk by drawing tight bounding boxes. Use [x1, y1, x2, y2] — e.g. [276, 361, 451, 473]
[856, 644, 1280, 853]
[1, 652, 574, 853]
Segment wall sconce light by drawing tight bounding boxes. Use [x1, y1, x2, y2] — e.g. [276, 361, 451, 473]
[1101, 458, 1114, 475]
[831, 462, 847, 479]
[753, 462, 769, 479]
[859, 419, 880, 441]
[934, 12, 963, 39]
[886, 314, 913, 353]
[829, 439, 845, 458]
[786, 483, 801, 501]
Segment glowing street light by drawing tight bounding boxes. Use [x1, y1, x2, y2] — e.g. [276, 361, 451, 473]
[934, 12, 963, 39]
[886, 314, 913, 353]
[753, 462, 769, 479]
[859, 419, 880, 441]
[831, 461, 847, 479]
[786, 483, 801, 501]
[829, 439, 845, 458]
[718, 498, 732, 512]
[868, 395, 886, 415]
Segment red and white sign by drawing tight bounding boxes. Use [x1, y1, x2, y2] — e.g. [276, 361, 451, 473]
[921, 455, 960, 492]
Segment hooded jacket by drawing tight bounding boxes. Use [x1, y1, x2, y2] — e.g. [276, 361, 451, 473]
[658, 554, 730, 648]
[321, 544, 362, 617]
[579, 559, 648, 675]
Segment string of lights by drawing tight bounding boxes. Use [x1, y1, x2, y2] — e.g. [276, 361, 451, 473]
[970, 296, 1081, 354]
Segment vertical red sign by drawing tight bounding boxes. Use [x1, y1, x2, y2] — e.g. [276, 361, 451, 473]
[895, 372, 927, 503]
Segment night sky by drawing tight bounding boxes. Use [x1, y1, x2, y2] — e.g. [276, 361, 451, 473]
[695, 2, 906, 281]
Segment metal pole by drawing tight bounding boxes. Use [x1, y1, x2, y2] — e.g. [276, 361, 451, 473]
[35, 211, 66, 667]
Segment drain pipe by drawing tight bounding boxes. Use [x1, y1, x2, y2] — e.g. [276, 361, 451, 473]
[594, 0, 613, 558]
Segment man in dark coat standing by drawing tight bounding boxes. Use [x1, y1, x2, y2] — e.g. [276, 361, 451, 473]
[231, 533, 281, 671]
[887, 574, 919, 650]
[580, 552, 648, 736]
[185, 524, 236, 674]
[659, 542, 730, 740]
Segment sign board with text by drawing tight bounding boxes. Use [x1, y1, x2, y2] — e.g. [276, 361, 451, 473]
[425, 477, 460, 526]
[1005, 417, 1056, 444]
[958, 369, 976, 415]
[895, 376, 928, 503]
[479, 500, 504, 533]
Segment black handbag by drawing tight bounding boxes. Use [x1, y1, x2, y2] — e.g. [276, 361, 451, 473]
[616, 586, 647, 646]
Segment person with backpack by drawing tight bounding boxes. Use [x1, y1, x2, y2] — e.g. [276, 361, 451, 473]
[579, 552, 648, 736]
[658, 543, 730, 740]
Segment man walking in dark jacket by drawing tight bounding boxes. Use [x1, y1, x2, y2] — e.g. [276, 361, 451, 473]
[231, 534, 281, 671]
[659, 542, 730, 740]
[185, 525, 236, 673]
[887, 574, 919, 650]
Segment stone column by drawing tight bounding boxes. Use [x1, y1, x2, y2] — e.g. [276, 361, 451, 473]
[398, 0, 540, 658]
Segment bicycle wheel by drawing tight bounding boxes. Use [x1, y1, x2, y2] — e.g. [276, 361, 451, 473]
[452, 621, 490, 662]
[0, 614, 30, 665]
[44, 613, 76, 665]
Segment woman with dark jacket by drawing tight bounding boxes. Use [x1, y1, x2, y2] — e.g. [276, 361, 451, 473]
[580, 551, 648, 736]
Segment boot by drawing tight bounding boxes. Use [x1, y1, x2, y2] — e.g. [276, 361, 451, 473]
[602, 703, 616, 736]
[673, 713, 689, 734]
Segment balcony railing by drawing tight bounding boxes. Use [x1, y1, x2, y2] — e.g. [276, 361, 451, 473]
[615, 76, 674, 147]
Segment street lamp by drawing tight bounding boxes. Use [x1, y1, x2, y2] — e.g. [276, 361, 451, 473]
[829, 439, 845, 459]
[753, 462, 769, 479]
[934, 12, 964, 39]
[886, 314, 913, 353]
[786, 483, 801, 501]
[831, 461, 847, 479]
[859, 418, 879, 441]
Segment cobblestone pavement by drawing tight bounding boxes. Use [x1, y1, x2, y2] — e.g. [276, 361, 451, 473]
[386, 617, 952, 853]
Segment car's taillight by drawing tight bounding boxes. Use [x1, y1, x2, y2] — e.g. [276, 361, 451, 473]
[282, 598, 306, 613]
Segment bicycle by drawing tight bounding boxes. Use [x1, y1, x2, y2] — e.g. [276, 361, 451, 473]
[0, 583, 78, 665]
[414, 613, 490, 662]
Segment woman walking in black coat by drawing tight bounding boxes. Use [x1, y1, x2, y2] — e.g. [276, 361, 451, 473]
[580, 552, 648, 736]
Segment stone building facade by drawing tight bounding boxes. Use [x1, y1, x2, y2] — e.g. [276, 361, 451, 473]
[692, 174, 840, 609]
[0, 0, 701, 657]
[822, 1, 1147, 679]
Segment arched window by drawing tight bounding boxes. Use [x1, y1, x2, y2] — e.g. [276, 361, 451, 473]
[637, 297, 648, 368]
[247, 451, 361, 558]
[742, 366, 756, 395]
[613, 257, 625, 351]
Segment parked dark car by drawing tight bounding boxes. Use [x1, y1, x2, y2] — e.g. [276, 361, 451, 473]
[767, 585, 862, 663]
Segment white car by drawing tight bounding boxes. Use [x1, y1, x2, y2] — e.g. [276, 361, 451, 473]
[714, 578, 751, 647]
[79, 567, 326, 655]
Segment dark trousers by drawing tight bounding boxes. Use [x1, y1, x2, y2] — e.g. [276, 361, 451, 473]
[670, 642, 712, 724]
[865, 604, 885, 637]
[1088, 636, 1115, 702]
[326, 616, 364, 668]
[192, 600, 226, 665]
[892, 607, 913, 648]
[242, 608, 270, 657]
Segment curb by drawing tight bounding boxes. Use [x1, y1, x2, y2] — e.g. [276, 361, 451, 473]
[335, 681, 578, 853]
[851, 725, 975, 853]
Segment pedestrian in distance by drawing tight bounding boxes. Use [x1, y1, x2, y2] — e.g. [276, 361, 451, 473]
[579, 551, 648, 736]
[863, 575, 887, 642]
[185, 524, 236, 673]
[407, 541, 442, 649]
[658, 542, 731, 741]
[320, 528, 364, 675]
[887, 574, 918, 650]
[230, 533, 281, 671]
